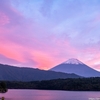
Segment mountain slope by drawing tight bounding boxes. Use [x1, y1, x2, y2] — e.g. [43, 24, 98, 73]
[0, 64, 80, 81]
[50, 58, 100, 77]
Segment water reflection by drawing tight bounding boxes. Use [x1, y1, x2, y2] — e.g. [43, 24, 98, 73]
[0, 89, 100, 100]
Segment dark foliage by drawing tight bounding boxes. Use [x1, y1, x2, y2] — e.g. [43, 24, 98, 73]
[6, 77, 100, 91]
[0, 81, 8, 93]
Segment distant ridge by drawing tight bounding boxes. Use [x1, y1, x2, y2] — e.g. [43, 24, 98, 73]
[0, 63, 80, 81]
[50, 58, 100, 77]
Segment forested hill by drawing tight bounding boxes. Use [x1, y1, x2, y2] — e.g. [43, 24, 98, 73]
[0, 64, 80, 81]
[6, 77, 100, 91]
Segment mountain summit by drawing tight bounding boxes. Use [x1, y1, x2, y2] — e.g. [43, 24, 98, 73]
[63, 58, 84, 65]
[50, 58, 100, 77]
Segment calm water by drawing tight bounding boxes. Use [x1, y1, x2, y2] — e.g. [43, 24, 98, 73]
[0, 89, 100, 100]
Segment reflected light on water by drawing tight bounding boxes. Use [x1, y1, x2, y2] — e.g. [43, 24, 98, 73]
[0, 89, 100, 100]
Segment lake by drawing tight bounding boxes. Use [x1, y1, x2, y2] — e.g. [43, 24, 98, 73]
[0, 89, 100, 100]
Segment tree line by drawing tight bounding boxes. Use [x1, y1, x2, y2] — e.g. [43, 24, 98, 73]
[5, 77, 100, 91]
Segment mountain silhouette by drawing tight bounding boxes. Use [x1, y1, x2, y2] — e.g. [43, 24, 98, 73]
[50, 58, 100, 77]
[0, 63, 80, 81]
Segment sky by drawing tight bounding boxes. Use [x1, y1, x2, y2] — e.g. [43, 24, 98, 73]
[0, 0, 100, 71]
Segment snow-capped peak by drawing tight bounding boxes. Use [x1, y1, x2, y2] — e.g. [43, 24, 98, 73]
[63, 58, 84, 65]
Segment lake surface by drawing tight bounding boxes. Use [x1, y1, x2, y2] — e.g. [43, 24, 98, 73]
[0, 89, 100, 100]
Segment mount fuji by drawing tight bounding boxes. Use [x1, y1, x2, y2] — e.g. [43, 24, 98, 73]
[50, 58, 100, 77]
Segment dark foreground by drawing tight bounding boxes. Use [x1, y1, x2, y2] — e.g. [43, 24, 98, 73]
[0, 82, 7, 93]
[5, 77, 100, 91]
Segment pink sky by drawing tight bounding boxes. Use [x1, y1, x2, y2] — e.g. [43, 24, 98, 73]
[0, 0, 100, 71]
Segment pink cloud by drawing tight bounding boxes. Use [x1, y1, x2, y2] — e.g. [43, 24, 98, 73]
[0, 0, 100, 72]
[0, 41, 24, 62]
[93, 64, 100, 71]
[0, 12, 10, 26]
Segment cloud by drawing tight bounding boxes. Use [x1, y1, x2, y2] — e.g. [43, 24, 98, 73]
[93, 64, 100, 71]
[0, 54, 19, 65]
[0, 0, 37, 67]
[0, 0, 100, 71]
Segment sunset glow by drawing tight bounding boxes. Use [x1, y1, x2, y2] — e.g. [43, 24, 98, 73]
[0, 0, 100, 71]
